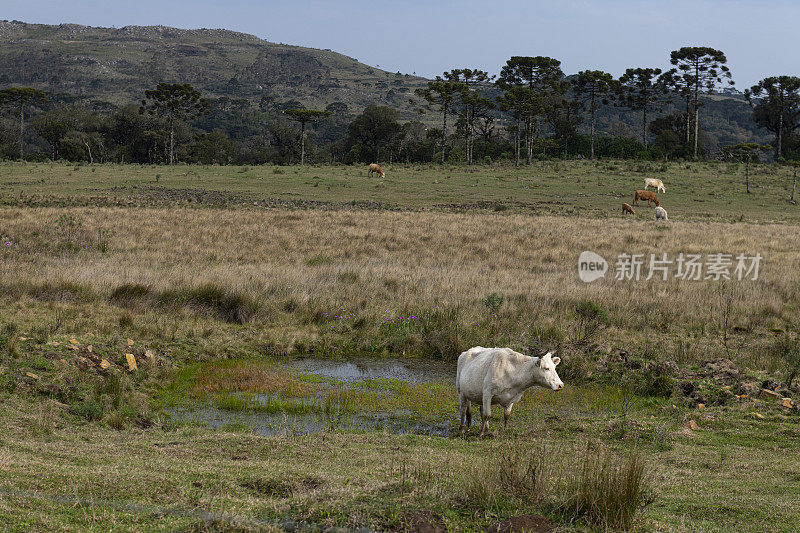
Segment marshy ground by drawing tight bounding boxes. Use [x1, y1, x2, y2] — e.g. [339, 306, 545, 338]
[1, 161, 799, 531]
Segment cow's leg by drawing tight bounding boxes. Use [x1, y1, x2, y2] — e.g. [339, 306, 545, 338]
[503, 404, 514, 430]
[459, 396, 468, 435]
[465, 402, 472, 429]
[479, 396, 493, 438]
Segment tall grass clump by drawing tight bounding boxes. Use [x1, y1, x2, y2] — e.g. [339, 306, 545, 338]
[461, 443, 550, 513]
[110, 283, 153, 307]
[159, 284, 259, 324]
[562, 448, 651, 531]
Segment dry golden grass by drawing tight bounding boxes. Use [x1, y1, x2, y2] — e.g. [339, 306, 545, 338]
[1, 206, 799, 371]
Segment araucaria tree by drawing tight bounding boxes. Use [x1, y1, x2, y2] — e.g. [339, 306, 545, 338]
[660, 69, 695, 146]
[139, 83, 208, 164]
[745, 76, 800, 160]
[670, 47, 733, 159]
[0, 87, 47, 158]
[284, 109, 330, 164]
[415, 76, 464, 163]
[617, 68, 670, 148]
[571, 70, 617, 159]
[497, 56, 564, 165]
[445, 69, 495, 165]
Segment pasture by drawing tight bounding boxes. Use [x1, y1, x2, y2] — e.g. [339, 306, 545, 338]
[1, 160, 799, 531]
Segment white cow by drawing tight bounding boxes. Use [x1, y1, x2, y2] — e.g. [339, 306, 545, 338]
[644, 178, 666, 193]
[456, 347, 563, 437]
[655, 206, 669, 221]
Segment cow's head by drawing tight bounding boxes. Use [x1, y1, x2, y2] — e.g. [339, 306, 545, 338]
[654, 200, 660, 207]
[536, 352, 563, 391]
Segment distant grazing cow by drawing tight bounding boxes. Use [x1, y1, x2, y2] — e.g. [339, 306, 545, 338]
[368, 163, 385, 178]
[622, 203, 635, 216]
[633, 190, 659, 207]
[644, 178, 666, 193]
[655, 206, 669, 221]
[456, 347, 563, 438]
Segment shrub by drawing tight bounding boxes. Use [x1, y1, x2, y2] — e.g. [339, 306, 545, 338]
[69, 399, 105, 421]
[110, 283, 153, 307]
[771, 333, 800, 387]
[0, 322, 19, 359]
[484, 292, 505, 313]
[571, 300, 610, 348]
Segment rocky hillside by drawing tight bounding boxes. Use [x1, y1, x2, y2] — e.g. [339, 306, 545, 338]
[0, 20, 429, 120]
[0, 20, 769, 148]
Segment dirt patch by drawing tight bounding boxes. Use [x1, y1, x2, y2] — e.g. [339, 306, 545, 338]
[485, 514, 554, 533]
[113, 186, 245, 206]
[239, 475, 322, 498]
[396, 511, 446, 533]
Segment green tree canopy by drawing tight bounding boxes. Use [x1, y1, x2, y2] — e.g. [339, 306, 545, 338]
[140, 83, 208, 164]
[497, 56, 564, 165]
[346, 105, 402, 163]
[670, 47, 733, 158]
[571, 70, 618, 159]
[745, 76, 800, 160]
[617, 68, 670, 148]
[0, 87, 47, 158]
[284, 109, 330, 164]
[415, 76, 465, 163]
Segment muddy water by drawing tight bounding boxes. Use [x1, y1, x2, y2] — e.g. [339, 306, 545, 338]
[173, 357, 457, 437]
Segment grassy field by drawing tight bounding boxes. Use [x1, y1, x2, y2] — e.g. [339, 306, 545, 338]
[1, 161, 799, 531]
[1, 160, 799, 223]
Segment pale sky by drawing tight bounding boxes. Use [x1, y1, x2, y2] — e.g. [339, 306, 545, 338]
[4, 0, 799, 88]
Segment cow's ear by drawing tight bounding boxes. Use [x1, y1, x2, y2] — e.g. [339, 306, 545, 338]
[551, 356, 561, 366]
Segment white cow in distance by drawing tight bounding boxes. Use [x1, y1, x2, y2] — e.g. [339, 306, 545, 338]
[644, 178, 666, 193]
[655, 206, 669, 221]
[456, 347, 563, 438]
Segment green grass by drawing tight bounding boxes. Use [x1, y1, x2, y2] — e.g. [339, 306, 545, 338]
[2, 160, 800, 224]
[2, 160, 800, 531]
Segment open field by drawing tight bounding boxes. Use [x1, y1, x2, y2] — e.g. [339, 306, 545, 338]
[1, 161, 800, 531]
[1, 160, 800, 224]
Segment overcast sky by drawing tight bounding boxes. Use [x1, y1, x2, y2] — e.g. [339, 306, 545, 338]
[5, 0, 799, 88]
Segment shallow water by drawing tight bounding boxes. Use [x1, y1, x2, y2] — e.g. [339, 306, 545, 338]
[290, 357, 454, 384]
[171, 405, 454, 438]
[173, 357, 457, 437]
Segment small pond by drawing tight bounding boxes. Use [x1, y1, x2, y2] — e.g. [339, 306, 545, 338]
[172, 357, 457, 437]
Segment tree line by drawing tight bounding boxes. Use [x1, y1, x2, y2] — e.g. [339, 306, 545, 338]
[1, 46, 799, 165]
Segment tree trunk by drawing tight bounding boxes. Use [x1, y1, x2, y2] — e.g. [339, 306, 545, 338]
[642, 106, 648, 148]
[84, 141, 93, 164]
[525, 116, 533, 165]
[169, 118, 175, 165]
[300, 121, 306, 165]
[440, 102, 447, 164]
[685, 95, 691, 145]
[515, 117, 521, 167]
[693, 106, 700, 159]
[590, 106, 596, 159]
[18, 104, 24, 159]
[777, 112, 783, 160]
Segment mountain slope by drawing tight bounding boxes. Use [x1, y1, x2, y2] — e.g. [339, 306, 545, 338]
[0, 20, 769, 150]
[0, 20, 428, 119]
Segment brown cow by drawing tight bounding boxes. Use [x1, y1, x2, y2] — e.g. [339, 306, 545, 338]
[633, 190, 659, 207]
[368, 163, 385, 178]
[622, 203, 635, 216]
